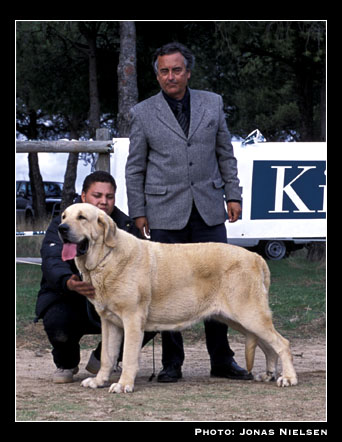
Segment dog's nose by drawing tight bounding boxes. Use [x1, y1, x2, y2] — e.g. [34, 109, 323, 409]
[58, 223, 69, 235]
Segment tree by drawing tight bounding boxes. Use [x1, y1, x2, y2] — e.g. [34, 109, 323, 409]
[16, 22, 107, 214]
[27, 112, 47, 222]
[78, 22, 102, 137]
[117, 21, 138, 136]
[61, 22, 103, 211]
[16, 22, 48, 221]
[214, 21, 326, 141]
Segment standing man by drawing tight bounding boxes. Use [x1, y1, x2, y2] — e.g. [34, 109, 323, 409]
[126, 42, 252, 382]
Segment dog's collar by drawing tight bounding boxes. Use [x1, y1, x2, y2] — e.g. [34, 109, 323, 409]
[97, 248, 112, 267]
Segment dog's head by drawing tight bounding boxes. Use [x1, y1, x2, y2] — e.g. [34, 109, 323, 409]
[58, 203, 116, 270]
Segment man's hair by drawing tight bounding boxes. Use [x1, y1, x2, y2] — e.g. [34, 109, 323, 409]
[152, 42, 195, 74]
[82, 171, 117, 193]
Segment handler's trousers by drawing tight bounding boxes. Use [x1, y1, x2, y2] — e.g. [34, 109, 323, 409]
[43, 296, 156, 369]
[150, 202, 235, 369]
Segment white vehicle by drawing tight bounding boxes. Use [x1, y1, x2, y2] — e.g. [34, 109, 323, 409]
[111, 138, 326, 260]
[226, 141, 326, 259]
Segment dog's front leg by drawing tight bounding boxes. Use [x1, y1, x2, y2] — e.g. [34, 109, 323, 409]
[82, 318, 123, 389]
[109, 314, 144, 394]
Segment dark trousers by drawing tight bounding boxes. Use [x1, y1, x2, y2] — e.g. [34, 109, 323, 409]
[43, 296, 101, 369]
[150, 203, 235, 368]
[43, 296, 156, 369]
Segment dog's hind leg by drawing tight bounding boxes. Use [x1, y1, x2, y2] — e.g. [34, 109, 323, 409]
[254, 339, 279, 382]
[226, 306, 296, 387]
[271, 330, 297, 387]
[247, 321, 297, 387]
[82, 319, 123, 389]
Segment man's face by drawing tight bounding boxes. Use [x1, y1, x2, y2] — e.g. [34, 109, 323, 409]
[156, 52, 191, 100]
[81, 181, 115, 216]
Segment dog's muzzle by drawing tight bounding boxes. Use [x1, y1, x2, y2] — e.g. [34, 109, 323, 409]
[58, 223, 89, 261]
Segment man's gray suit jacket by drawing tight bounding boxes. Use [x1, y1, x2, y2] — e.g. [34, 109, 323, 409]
[125, 88, 241, 230]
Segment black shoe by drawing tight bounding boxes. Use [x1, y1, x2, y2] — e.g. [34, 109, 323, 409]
[157, 364, 182, 383]
[211, 360, 254, 380]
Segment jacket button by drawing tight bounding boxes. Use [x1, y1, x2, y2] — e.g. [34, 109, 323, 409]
[187, 142, 191, 147]
[189, 162, 193, 166]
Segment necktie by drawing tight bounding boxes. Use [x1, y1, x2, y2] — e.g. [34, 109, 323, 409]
[176, 102, 189, 137]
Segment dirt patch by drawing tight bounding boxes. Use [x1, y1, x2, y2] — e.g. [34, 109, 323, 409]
[16, 330, 326, 422]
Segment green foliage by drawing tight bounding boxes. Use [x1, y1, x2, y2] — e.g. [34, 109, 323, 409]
[16, 21, 326, 141]
[212, 21, 325, 140]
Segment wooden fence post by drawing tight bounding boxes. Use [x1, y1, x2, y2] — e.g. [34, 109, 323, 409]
[95, 128, 111, 172]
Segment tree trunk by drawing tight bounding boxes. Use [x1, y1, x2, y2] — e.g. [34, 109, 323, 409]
[117, 21, 138, 137]
[26, 109, 47, 222]
[28, 153, 47, 222]
[60, 152, 79, 212]
[78, 23, 101, 138]
[61, 120, 81, 211]
[88, 36, 100, 137]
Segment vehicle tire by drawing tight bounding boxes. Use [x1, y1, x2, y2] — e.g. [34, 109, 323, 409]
[263, 240, 287, 260]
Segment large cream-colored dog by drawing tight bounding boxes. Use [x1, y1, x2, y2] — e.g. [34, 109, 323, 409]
[58, 203, 297, 393]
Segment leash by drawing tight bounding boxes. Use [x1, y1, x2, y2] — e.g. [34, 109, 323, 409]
[148, 337, 156, 381]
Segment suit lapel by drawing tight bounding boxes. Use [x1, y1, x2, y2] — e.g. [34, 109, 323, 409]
[155, 89, 206, 140]
[188, 89, 206, 139]
[155, 92, 187, 139]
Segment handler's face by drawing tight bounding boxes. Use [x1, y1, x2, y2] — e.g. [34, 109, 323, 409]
[81, 182, 115, 216]
[156, 52, 191, 100]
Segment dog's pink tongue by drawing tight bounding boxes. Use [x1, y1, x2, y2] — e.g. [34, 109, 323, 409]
[62, 243, 77, 261]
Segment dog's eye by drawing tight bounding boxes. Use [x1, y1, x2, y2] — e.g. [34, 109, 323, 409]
[78, 215, 87, 220]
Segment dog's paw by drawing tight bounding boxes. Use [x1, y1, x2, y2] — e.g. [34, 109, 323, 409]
[108, 382, 134, 394]
[255, 371, 276, 382]
[81, 377, 102, 389]
[276, 375, 298, 387]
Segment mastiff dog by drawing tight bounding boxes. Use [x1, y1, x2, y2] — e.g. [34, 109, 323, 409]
[58, 203, 297, 393]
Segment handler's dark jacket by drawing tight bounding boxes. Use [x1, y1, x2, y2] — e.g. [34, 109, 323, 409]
[35, 206, 142, 321]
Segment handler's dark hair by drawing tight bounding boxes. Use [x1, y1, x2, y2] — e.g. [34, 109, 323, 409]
[152, 42, 195, 74]
[82, 171, 117, 193]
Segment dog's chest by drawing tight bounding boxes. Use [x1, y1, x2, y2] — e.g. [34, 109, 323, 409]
[85, 271, 123, 327]
[92, 299, 123, 327]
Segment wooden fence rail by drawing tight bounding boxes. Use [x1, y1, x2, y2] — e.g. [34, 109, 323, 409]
[16, 128, 114, 172]
[15, 140, 113, 153]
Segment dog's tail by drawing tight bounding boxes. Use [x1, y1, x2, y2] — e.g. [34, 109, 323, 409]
[245, 333, 258, 373]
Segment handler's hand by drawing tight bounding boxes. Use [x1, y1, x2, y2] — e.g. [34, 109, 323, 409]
[135, 216, 150, 239]
[66, 274, 96, 298]
[227, 201, 242, 223]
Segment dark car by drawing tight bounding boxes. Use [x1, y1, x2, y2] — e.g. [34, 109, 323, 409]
[16, 180, 64, 222]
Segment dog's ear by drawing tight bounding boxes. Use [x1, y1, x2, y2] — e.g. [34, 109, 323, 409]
[97, 211, 117, 247]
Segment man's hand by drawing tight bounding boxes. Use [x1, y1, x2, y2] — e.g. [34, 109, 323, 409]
[227, 201, 242, 223]
[135, 216, 150, 239]
[66, 274, 96, 298]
